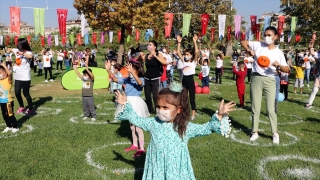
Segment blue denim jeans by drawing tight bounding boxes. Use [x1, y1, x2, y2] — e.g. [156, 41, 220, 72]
[160, 80, 167, 91]
[304, 68, 311, 85]
[202, 76, 209, 87]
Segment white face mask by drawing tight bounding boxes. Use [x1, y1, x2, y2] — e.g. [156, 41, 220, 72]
[129, 73, 134, 79]
[264, 36, 274, 45]
[0, 74, 3, 79]
[111, 62, 115, 66]
[162, 49, 167, 53]
[156, 108, 177, 122]
[83, 76, 89, 80]
[306, 52, 309, 55]
[204, 63, 208, 66]
[184, 55, 192, 61]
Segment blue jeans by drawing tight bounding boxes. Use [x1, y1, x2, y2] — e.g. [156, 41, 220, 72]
[202, 76, 209, 87]
[304, 68, 311, 85]
[160, 81, 167, 90]
[170, 66, 174, 79]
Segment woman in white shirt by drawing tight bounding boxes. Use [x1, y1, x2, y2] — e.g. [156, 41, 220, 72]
[244, 52, 254, 83]
[41, 49, 54, 82]
[241, 26, 290, 144]
[14, 38, 34, 115]
[56, 49, 64, 71]
[176, 34, 199, 120]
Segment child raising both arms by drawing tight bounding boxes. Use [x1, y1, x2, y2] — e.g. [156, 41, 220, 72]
[114, 82, 235, 180]
[0, 63, 19, 133]
[74, 66, 97, 121]
[106, 60, 150, 158]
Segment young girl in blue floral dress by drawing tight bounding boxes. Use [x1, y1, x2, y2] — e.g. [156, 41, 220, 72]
[114, 82, 235, 180]
[106, 60, 150, 158]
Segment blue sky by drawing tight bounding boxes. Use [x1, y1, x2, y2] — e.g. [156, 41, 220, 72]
[0, 0, 281, 28]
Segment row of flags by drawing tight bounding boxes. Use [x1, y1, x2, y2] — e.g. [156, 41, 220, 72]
[7, 6, 300, 46]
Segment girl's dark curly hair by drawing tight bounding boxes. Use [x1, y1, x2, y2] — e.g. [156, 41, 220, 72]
[157, 87, 190, 139]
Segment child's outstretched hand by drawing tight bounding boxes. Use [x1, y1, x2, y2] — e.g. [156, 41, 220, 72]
[125, 63, 133, 73]
[105, 60, 111, 71]
[176, 35, 182, 43]
[217, 99, 236, 120]
[115, 90, 127, 105]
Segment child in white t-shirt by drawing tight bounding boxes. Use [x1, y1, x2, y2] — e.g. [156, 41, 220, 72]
[213, 50, 224, 84]
[201, 59, 210, 87]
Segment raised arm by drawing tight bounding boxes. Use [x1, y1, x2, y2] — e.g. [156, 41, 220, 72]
[193, 34, 199, 63]
[176, 35, 184, 60]
[105, 60, 118, 83]
[85, 67, 94, 81]
[126, 63, 143, 86]
[73, 65, 83, 79]
[0, 63, 12, 84]
[153, 52, 167, 65]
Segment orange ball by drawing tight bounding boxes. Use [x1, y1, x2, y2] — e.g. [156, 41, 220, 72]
[257, 56, 270, 68]
[304, 57, 309, 62]
[120, 67, 129, 78]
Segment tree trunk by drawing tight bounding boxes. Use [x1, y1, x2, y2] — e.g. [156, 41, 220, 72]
[117, 24, 126, 65]
[225, 41, 233, 57]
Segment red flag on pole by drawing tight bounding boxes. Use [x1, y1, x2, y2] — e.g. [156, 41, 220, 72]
[250, 15, 257, 34]
[57, 9, 68, 36]
[40, 36, 45, 47]
[227, 26, 232, 41]
[135, 30, 140, 41]
[211, 28, 215, 42]
[201, 14, 209, 36]
[14, 36, 18, 46]
[5, 36, 10, 46]
[164, 13, 174, 39]
[278, 16, 285, 36]
[241, 31, 246, 40]
[27, 35, 31, 44]
[296, 33, 301, 43]
[62, 35, 66, 45]
[92, 33, 97, 44]
[77, 33, 82, 45]
[255, 24, 260, 41]
[118, 30, 121, 43]
[10, 7, 21, 36]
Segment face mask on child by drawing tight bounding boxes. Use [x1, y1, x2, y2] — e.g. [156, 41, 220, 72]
[111, 62, 115, 66]
[0, 74, 4, 79]
[184, 55, 192, 61]
[156, 108, 177, 122]
[204, 63, 208, 66]
[83, 76, 89, 80]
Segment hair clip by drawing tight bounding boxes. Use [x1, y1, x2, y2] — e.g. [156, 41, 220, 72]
[169, 82, 183, 93]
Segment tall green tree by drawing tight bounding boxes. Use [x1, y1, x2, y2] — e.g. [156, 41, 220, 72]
[280, 0, 320, 47]
[73, 0, 168, 63]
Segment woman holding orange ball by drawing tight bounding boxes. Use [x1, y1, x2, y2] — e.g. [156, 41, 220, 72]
[240, 26, 290, 144]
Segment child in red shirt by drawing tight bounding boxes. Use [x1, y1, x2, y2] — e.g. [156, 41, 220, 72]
[233, 61, 247, 108]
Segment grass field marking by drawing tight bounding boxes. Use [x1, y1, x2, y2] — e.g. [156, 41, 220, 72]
[306, 108, 320, 114]
[0, 124, 34, 139]
[36, 107, 62, 115]
[246, 114, 304, 125]
[258, 155, 320, 180]
[69, 113, 111, 124]
[86, 142, 144, 175]
[230, 129, 299, 147]
[52, 97, 81, 103]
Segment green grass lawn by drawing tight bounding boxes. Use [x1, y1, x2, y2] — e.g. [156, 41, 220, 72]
[0, 55, 320, 180]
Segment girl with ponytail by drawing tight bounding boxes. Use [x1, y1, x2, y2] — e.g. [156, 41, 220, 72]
[114, 82, 236, 180]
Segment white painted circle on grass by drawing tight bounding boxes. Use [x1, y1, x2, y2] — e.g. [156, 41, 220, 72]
[52, 97, 81, 103]
[258, 155, 320, 180]
[230, 129, 298, 147]
[0, 124, 34, 139]
[36, 107, 62, 115]
[247, 113, 304, 125]
[86, 142, 144, 174]
[69, 113, 111, 124]
[306, 108, 320, 114]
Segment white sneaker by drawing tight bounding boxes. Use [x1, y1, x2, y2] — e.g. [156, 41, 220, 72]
[250, 133, 259, 141]
[273, 133, 279, 144]
[91, 118, 96, 121]
[307, 84, 310, 87]
[190, 116, 195, 121]
[83, 117, 89, 120]
[11, 128, 19, 133]
[49, 79, 54, 82]
[45, 80, 48, 82]
[2, 127, 12, 133]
